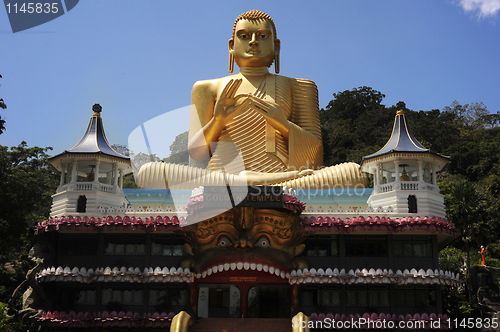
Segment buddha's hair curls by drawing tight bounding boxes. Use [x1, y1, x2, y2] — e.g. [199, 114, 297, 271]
[232, 10, 277, 40]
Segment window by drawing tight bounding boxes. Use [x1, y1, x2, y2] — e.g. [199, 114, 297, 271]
[347, 286, 389, 307]
[408, 195, 417, 213]
[301, 235, 338, 257]
[77, 195, 87, 212]
[151, 235, 185, 256]
[394, 236, 432, 258]
[319, 287, 341, 307]
[395, 285, 436, 307]
[104, 235, 146, 255]
[59, 235, 99, 256]
[58, 286, 96, 310]
[345, 236, 388, 257]
[101, 287, 143, 311]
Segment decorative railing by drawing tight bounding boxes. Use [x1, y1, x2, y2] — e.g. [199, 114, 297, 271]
[400, 181, 419, 190]
[302, 215, 460, 236]
[59, 182, 116, 193]
[378, 181, 439, 193]
[289, 267, 462, 287]
[37, 266, 192, 283]
[76, 182, 93, 191]
[379, 183, 393, 193]
[33, 215, 185, 234]
[99, 183, 113, 193]
[37, 311, 176, 329]
[423, 183, 437, 191]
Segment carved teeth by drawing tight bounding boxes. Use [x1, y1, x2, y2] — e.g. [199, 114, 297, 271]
[218, 264, 224, 272]
[236, 262, 243, 270]
[224, 263, 230, 271]
[269, 266, 275, 274]
[263, 265, 269, 272]
[250, 263, 256, 270]
[231, 263, 237, 270]
[257, 264, 263, 271]
[274, 268, 280, 276]
[243, 262, 250, 270]
[207, 268, 212, 276]
[202, 271, 207, 278]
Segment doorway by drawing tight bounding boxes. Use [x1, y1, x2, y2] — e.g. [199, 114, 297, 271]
[197, 285, 240, 318]
[247, 285, 290, 318]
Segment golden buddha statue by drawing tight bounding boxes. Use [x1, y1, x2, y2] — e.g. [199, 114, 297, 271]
[137, 10, 366, 190]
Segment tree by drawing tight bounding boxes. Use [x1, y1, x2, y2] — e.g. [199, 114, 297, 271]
[0, 142, 58, 305]
[444, 180, 489, 304]
[111, 144, 136, 188]
[111, 144, 130, 156]
[443, 100, 490, 129]
[320, 86, 391, 166]
[163, 131, 189, 165]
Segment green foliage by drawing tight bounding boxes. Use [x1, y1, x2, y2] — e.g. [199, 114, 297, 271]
[0, 142, 58, 302]
[439, 247, 466, 275]
[163, 131, 189, 165]
[111, 144, 130, 156]
[0, 302, 22, 332]
[442, 287, 476, 319]
[320, 86, 392, 166]
[444, 181, 490, 249]
[110, 144, 137, 188]
[443, 100, 490, 129]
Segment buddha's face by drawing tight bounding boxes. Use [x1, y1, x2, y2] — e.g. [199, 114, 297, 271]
[230, 19, 280, 68]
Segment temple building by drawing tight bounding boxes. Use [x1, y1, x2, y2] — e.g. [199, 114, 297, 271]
[25, 103, 461, 331]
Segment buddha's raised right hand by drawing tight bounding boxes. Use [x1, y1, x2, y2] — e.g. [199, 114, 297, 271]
[213, 78, 250, 127]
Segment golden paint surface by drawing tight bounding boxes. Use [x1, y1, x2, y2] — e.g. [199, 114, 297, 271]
[136, 10, 367, 190]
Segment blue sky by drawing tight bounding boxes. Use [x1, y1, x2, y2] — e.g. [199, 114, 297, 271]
[1, 0, 499, 159]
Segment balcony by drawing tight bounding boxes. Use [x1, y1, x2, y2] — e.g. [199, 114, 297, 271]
[57, 182, 116, 194]
[377, 181, 439, 193]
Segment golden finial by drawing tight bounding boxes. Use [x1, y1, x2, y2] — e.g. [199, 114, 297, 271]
[92, 103, 102, 117]
[396, 101, 406, 115]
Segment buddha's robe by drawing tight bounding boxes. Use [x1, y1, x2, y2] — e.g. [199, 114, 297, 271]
[208, 74, 323, 174]
[137, 74, 366, 189]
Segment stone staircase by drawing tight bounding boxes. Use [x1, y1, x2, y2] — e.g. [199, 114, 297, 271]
[189, 318, 292, 332]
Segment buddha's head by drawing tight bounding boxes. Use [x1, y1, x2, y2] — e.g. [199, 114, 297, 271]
[229, 10, 280, 73]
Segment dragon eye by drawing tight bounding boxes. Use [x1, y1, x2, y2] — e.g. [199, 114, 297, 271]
[217, 236, 232, 247]
[255, 237, 271, 248]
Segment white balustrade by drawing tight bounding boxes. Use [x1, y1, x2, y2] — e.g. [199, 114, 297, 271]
[99, 183, 114, 193]
[76, 182, 93, 191]
[379, 183, 393, 193]
[73, 182, 115, 193]
[400, 181, 419, 190]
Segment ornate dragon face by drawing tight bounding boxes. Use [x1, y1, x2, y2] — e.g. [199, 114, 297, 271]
[181, 207, 309, 274]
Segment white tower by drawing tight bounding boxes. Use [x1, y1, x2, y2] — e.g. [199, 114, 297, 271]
[360, 102, 449, 218]
[48, 104, 133, 216]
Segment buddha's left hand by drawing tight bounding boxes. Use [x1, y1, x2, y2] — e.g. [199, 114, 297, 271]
[247, 95, 290, 138]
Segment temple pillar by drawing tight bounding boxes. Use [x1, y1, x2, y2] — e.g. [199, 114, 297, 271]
[432, 165, 437, 185]
[417, 160, 423, 189]
[113, 163, 119, 193]
[394, 160, 400, 190]
[93, 160, 100, 191]
[374, 164, 380, 193]
[119, 170, 124, 189]
[71, 161, 78, 183]
[59, 164, 66, 187]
